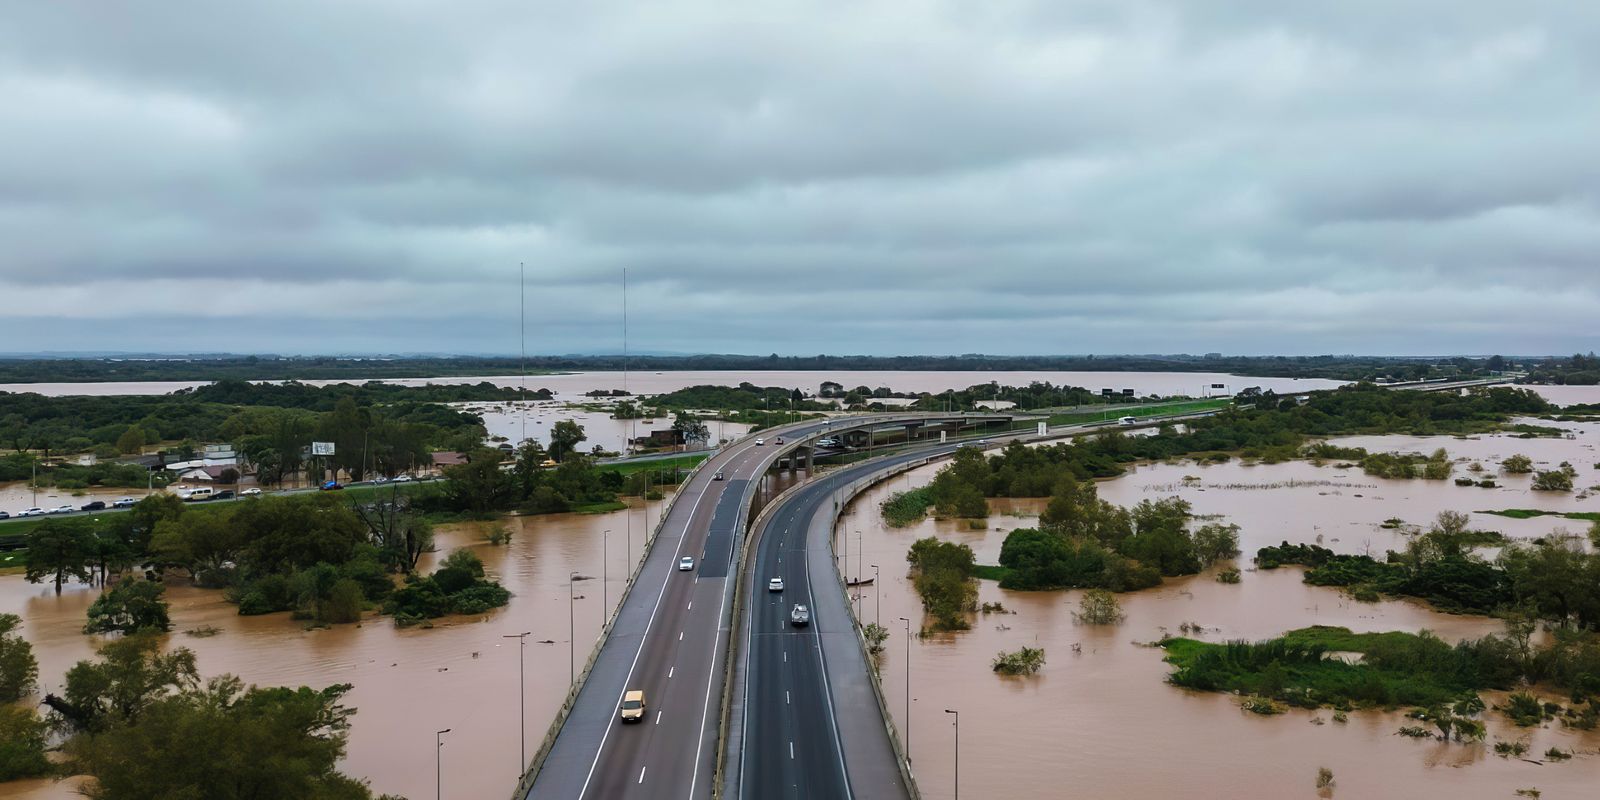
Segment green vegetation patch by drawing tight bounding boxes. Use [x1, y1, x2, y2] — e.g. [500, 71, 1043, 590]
[1480, 509, 1600, 522]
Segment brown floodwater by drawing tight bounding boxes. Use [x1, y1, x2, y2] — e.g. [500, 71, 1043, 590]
[0, 493, 679, 800]
[839, 428, 1600, 800]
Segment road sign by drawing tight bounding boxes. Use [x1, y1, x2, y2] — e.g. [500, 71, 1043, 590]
[311, 441, 336, 456]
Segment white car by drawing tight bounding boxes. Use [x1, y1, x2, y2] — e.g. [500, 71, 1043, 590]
[18, 507, 45, 517]
[49, 505, 75, 515]
[240, 488, 263, 497]
[754, 438, 766, 446]
[678, 556, 695, 571]
[393, 474, 414, 483]
[111, 497, 137, 508]
[768, 577, 784, 592]
[372, 476, 388, 484]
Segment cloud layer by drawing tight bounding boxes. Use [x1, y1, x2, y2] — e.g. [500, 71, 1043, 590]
[2, 1, 1596, 355]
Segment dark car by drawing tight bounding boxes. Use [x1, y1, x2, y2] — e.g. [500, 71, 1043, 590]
[80, 501, 106, 512]
[0, 511, 9, 520]
[212, 490, 235, 501]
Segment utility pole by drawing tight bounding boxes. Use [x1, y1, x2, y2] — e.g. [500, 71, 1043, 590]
[602, 529, 610, 617]
[520, 262, 527, 447]
[871, 564, 881, 628]
[569, 570, 580, 686]
[502, 631, 531, 769]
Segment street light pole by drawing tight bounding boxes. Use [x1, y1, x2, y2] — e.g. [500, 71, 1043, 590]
[436, 728, 451, 800]
[899, 616, 911, 762]
[855, 530, 863, 619]
[870, 564, 880, 628]
[502, 632, 530, 770]
[945, 709, 959, 800]
[569, 570, 579, 686]
[602, 529, 610, 617]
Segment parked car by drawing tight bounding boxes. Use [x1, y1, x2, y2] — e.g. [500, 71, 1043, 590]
[768, 577, 784, 592]
[240, 488, 263, 497]
[790, 604, 810, 626]
[678, 556, 695, 571]
[0, 511, 9, 520]
[392, 475, 414, 483]
[80, 501, 106, 512]
[18, 507, 45, 517]
[49, 505, 75, 515]
[320, 481, 344, 491]
[372, 476, 387, 484]
[212, 490, 235, 500]
[111, 497, 137, 508]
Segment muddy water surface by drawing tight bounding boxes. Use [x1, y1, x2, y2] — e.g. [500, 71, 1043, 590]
[0, 493, 680, 800]
[843, 433, 1600, 800]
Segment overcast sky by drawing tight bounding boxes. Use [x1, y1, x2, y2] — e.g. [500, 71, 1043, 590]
[2, 1, 1596, 357]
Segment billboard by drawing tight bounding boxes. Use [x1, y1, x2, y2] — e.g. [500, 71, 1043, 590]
[311, 441, 336, 456]
[1100, 388, 1114, 396]
[1211, 383, 1226, 389]
[1122, 388, 1135, 396]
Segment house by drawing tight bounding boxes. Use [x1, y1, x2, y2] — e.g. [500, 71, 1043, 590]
[431, 451, 469, 468]
[631, 429, 685, 449]
[176, 465, 239, 483]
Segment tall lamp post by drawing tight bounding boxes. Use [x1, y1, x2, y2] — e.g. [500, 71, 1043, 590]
[855, 530, 864, 619]
[602, 529, 611, 618]
[869, 564, 881, 628]
[944, 708, 959, 800]
[569, 571, 581, 686]
[436, 728, 451, 800]
[899, 616, 912, 761]
[503, 631, 531, 769]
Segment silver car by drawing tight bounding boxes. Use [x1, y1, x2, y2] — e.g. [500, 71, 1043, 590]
[790, 604, 810, 626]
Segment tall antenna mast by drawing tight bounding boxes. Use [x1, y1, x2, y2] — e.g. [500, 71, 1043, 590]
[520, 262, 527, 446]
[623, 267, 630, 454]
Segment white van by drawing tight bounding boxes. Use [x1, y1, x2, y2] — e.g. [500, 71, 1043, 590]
[183, 487, 215, 502]
[1117, 416, 1137, 426]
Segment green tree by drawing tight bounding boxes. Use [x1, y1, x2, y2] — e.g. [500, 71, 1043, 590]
[1532, 470, 1574, 492]
[548, 419, 587, 463]
[236, 495, 366, 576]
[441, 452, 516, 514]
[151, 507, 246, 579]
[1502, 454, 1534, 474]
[116, 425, 147, 454]
[0, 705, 51, 781]
[50, 635, 200, 733]
[1193, 523, 1241, 567]
[85, 580, 173, 636]
[0, 613, 39, 703]
[671, 412, 710, 447]
[24, 518, 95, 594]
[62, 676, 396, 800]
[1074, 589, 1124, 624]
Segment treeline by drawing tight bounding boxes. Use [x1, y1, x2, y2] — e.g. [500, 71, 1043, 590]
[1258, 511, 1600, 626]
[0, 352, 1528, 384]
[2, 629, 402, 797]
[1520, 352, 1600, 386]
[646, 383, 832, 411]
[21, 490, 509, 628]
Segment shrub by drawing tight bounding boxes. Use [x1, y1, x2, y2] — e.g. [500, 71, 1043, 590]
[992, 647, 1046, 676]
[84, 579, 172, 635]
[1216, 568, 1241, 584]
[1532, 470, 1573, 492]
[1074, 589, 1124, 625]
[1502, 454, 1534, 474]
[0, 705, 51, 781]
[321, 579, 365, 624]
[1503, 692, 1551, 726]
[1315, 767, 1334, 790]
[0, 615, 39, 703]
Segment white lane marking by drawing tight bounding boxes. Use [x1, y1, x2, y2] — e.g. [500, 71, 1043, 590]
[789, 741, 795, 760]
[679, 631, 684, 641]
[639, 766, 647, 784]
[575, 466, 717, 800]
[687, 602, 693, 610]
[688, 522, 739, 798]
[669, 667, 674, 678]
[655, 711, 663, 725]
[783, 651, 787, 663]
[786, 690, 790, 704]
[800, 504, 856, 800]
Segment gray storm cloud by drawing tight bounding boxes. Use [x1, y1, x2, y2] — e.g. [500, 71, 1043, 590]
[0, 0, 1595, 355]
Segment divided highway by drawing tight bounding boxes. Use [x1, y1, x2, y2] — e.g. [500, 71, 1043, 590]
[522, 414, 1002, 800]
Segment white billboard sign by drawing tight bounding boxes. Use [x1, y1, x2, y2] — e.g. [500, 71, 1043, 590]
[311, 442, 336, 456]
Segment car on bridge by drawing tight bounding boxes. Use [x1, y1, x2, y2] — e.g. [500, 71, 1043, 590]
[679, 556, 695, 571]
[790, 604, 810, 626]
[768, 577, 784, 592]
[774, 436, 785, 445]
[619, 690, 646, 723]
[754, 438, 765, 446]
[713, 470, 725, 481]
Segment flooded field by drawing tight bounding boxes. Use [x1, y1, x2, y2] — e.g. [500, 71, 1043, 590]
[0, 495, 675, 800]
[841, 427, 1600, 799]
[0, 369, 1346, 399]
